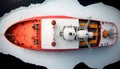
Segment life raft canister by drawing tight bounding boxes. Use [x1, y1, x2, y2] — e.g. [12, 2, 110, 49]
[103, 29, 108, 38]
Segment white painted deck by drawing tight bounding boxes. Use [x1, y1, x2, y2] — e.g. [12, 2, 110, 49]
[41, 19, 79, 49]
[100, 22, 117, 46]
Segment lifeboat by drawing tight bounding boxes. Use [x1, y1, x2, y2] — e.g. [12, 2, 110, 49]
[4, 16, 118, 51]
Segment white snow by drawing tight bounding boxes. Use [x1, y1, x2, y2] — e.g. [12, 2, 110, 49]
[0, 0, 120, 69]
